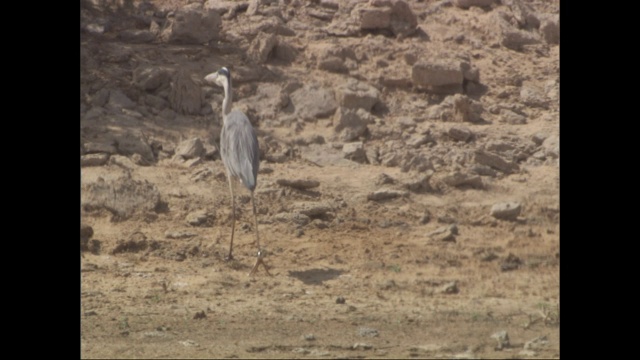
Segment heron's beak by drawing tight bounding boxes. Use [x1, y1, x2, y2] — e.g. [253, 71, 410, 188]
[204, 72, 218, 84]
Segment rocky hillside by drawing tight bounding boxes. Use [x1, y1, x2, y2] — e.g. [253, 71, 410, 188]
[81, 0, 559, 358]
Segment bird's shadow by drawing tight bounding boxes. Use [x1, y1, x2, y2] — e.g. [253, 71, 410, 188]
[288, 268, 345, 285]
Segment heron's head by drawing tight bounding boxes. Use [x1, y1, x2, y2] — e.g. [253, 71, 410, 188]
[204, 67, 231, 88]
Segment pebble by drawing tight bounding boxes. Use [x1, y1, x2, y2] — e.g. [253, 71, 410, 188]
[81, 153, 110, 167]
[179, 340, 199, 347]
[491, 330, 510, 350]
[524, 335, 548, 350]
[438, 281, 459, 294]
[367, 189, 408, 201]
[165, 230, 198, 239]
[290, 202, 332, 217]
[448, 125, 472, 141]
[276, 178, 320, 189]
[358, 327, 379, 337]
[490, 202, 522, 220]
[500, 253, 522, 272]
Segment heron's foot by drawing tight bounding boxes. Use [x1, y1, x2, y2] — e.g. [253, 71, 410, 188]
[249, 250, 272, 276]
[224, 253, 234, 261]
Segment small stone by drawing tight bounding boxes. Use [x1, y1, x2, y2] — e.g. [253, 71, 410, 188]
[380, 279, 396, 290]
[501, 26, 540, 51]
[520, 83, 548, 108]
[184, 157, 202, 168]
[542, 135, 559, 159]
[133, 66, 171, 91]
[320, 0, 339, 10]
[159, 5, 221, 44]
[519, 349, 537, 357]
[420, 212, 431, 224]
[407, 134, 432, 148]
[318, 56, 348, 73]
[175, 138, 204, 159]
[119, 29, 155, 43]
[109, 155, 138, 169]
[336, 80, 380, 112]
[491, 330, 510, 350]
[290, 202, 332, 217]
[81, 153, 110, 167]
[248, 33, 278, 64]
[303, 334, 316, 341]
[276, 178, 320, 190]
[403, 172, 433, 193]
[454, 0, 495, 8]
[500, 253, 522, 272]
[273, 212, 311, 226]
[113, 132, 155, 162]
[367, 189, 407, 201]
[85, 23, 105, 35]
[524, 335, 548, 350]
[343, 142, 367, 163]
[290, 83, 338, 121]
[427, 225, 457, 242]
[179, 340, 199, 347]
[412, 60, 463, 94]
[165, 230, 198, 239]
[532, 151, 546, 160]
[311, 219, 328, 229]
[448, 125, 472, 141]
[293, 347, 312, 355]
[475, 150, 519, 174]
[452, 350, 476, 359]
[186, 210, 212, 227]
[108, 90, 136, 110]
[308, 8, 334, 21]
[193, 311, 206, 320]
[352, 343, 373, 350]
[531, 132, 548, 145]
[539, 14, 559, 45]
[394, 117, 413, 129]
[442, 171, 483, 188]
[376, 173, 396, 186]
[81, 224, 94, 252]
[469, 164, 497, 177]
[438, 281, 459, 294]
[358, 327, 379, 337]
[501, 109, 527, 124]
[90, 89, 110, 107]
[334, 108, 371, 142]
[84, 142, 117, 154]
[490, 202, 522, 220]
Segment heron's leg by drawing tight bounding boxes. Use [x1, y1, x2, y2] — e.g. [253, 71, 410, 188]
[251, 191, 260, 249]
[226, 175, 236, 261]
[249, 191, 272, 276]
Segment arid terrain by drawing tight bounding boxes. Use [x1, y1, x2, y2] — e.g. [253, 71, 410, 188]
[80, 0, 560, 358]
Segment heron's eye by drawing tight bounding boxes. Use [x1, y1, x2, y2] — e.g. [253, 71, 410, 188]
[218, 67, 230, 78]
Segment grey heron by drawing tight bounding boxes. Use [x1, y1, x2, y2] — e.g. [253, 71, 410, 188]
[204, 67, 271, 276]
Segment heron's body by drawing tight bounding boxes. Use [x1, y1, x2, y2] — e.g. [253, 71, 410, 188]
[220, 110, 259, 191]
[205, 66, 270, 276]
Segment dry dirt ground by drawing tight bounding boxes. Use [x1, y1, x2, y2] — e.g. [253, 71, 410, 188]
[80, 0, 560, 358]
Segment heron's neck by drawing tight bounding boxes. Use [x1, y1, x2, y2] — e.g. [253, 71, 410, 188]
[222, 81, 232, 117]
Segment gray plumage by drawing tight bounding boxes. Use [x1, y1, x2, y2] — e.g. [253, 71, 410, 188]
[220, 110, 259, 191]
